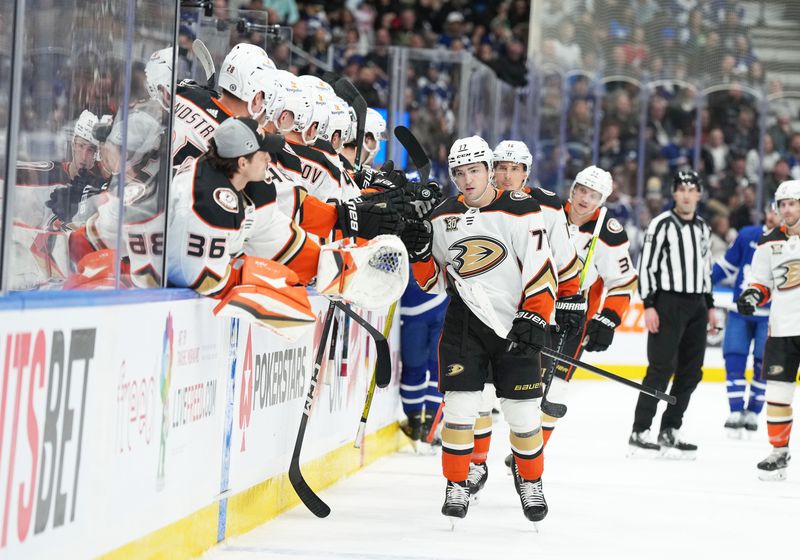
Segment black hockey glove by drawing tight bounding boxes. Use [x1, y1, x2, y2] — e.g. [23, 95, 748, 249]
[507, 311, 549, 356]
[45, 169, 104, 223]
[360, 181, 414, 217]
[406, 181, 443, 220]
[737, 288, 764, 316]
[554, 294, 587, 339]
[583, 309, 621, 352]
[401, 219, 433, 262]
[336, 199, 403, 239]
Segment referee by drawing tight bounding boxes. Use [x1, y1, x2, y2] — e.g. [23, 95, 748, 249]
[629, 170, 718, 457]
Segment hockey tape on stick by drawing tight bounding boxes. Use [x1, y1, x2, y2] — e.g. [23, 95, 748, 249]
[541, 206, 608, 418]
[394, 126, 431, 183]
[333, 300, 391, 388]
[289, 301, 336, 518]
[354, 301, 397, 448]
[192, 39, 216, 88]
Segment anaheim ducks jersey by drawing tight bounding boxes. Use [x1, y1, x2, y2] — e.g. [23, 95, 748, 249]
[265, 162, 339, 240]
[286, 140, 354, 203]
[563, 202, 638, 320]
[166, 157, 319, 295]
[171, 82, 232, 167]
[748, 226, 800, 337]
[413, 189, 557, 338]
[522, 187, 580, 298]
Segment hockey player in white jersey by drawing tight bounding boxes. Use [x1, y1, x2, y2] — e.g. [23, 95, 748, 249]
[461, 140, 583, 498]
[738, 179, 800, 480]
[411, 135, 556, 524]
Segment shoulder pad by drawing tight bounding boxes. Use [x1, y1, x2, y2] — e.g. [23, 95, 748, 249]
[275, 147, 303, 173]
[243, 181, 277, 209]
[312, 139, 337, 156]
[430, 196, 466, 219]
[758, 227, 788, 245]
[529, 187, 563, 210]
[485, 189, 542, 216]
[290, 143, 341, 181]
[599, 216, 629, 246]
[193, 160, 244, 229]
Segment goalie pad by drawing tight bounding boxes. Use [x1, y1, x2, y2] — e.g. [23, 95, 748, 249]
[213, 256, 316, 342]
[63, 249, 120, 290]
[316, 234, 409, 309]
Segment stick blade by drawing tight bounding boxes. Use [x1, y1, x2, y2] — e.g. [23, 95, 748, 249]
[374, 339, 391, 388]
[393, 125, 431, 182]
[289, 463, 331, 518]
[540, 398, 567, 418]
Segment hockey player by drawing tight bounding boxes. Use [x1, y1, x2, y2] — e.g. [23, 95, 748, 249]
[712, 206, 780, 436]
[412, 135, 556, 523]
[542, 166, 637, 442]
[462, 140, 584, 498]
[341, 108, 387, 170]
[737, 179, 800, 481]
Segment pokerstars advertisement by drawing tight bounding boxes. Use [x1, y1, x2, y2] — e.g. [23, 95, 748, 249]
[228, 296, 402, 492]
[0, 297, 227, 559]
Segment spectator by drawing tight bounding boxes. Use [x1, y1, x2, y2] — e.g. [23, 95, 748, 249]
[622, 27, 649, 69]
[267, 0, 299, 25]
[491, 39, 527, 87]
[746, 134, 780, 183]
[768, 110, 794, 154]
[718, 151, 750, 202]
[648, 95, 676, 149]
[704, 128, 729, 175]
[567, 98, 593, 146]
[355, 64, 382, 107]
[729, 185, 759, 231]
[437, 12, 471, 50]
[710, 212, 736, 261]
[553, 21, 582, 68]
[788, 133, 800, 178]
[764, 159, 791, 202]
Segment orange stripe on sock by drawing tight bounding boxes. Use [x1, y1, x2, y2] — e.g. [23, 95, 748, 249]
[442, 449, 473, 482]
[472, 433, 491, 464]
[515, 452, 544, 481]
[767, 420, 792, 448]
[542, 427, 554, 447]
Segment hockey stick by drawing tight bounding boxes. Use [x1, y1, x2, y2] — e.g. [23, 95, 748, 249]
[540, 207, 607, 419]
[538, 345, 676, 405]
[192, 39, 216, 89]
[333, 300, 391, 388]
[394, 125, 431, 183]
[331, 78, 368, 171]
[289, 301, 336, 518]
[354, 301, 397, 448]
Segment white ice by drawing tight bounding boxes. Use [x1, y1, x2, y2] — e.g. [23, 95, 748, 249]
[204, 381, 800, 560]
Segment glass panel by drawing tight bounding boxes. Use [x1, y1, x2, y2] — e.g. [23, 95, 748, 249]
[563, 72, 596, 191]
[764, 94, 800, 205]
[0, 0, 13, 287]
[6, 0, 177, 292]
[533, 65, 564, 193]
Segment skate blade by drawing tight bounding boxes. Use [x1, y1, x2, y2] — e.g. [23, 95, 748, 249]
[530, 522, 540, 533]
[725, 428, 744, 440]
[658, 447, 697, 461]
[758, 469, 787, 482]
[626, 445, 661, 459]
[448, 517, 461, 531]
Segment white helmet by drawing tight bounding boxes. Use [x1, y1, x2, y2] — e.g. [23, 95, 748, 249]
[363, 108, 387, 158]
[571, 165, 613, 204]
[255, 68, 288, 128]
[448, 135, 493, 184]
[219, 45, 276, 119]
[492, 140, 532, 174]
[775, 179, 800, 202]
[274, 70, 313, 134]
[320, 96, 352, 150]
[73, 110, 99, 147]
[294, 80, 330, 144]
[145, 47, 173, 111]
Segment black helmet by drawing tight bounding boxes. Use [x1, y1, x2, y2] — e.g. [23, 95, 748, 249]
[673, 169, 702, 191]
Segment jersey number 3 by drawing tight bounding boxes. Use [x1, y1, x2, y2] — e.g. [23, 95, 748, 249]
[187, 234, 226, 258]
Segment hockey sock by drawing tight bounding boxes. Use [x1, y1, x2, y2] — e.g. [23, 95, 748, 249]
[442, 422, 474, 482]
[747, 357, 766, 414]
[510, 428, 544, 481]
[724, 353, 747, 412]
[766, 403, 792, 447]
[400, 366, 428, 417]
[541, 412, 557, 447]
[471, 412, 492, 464]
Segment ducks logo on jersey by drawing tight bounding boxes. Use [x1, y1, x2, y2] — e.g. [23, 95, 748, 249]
[449, 236, 508, 278]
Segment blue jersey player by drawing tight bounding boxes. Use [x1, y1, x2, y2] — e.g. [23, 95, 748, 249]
[712, 208, 780, 435]
[399, 268, 448, 446]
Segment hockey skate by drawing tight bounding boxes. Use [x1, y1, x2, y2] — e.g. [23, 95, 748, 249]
[441, 480, 470, 528]
[504, 453, 514, 474]
[510, 458, 547, 523]
[400, 412, 423, 453]
[415, 414, 442, 455]
[466, 462, 488, 502]
[657, 428, 697, 460]
[627, 430, 660, 457]
[724, 411, 745, 439]
[743, 411, 759, 433]
[757, 447, 791, 481]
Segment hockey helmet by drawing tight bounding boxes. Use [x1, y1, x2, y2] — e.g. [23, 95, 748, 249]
[73, 110, 100, 147]
[448, 136, 493, 184]
[672, 169, 702, 192]
[255, 68, 288, 129]
[219, 44, 276, 119]
[274, 71, 313, 134]
[293, 79, 330, 145]
[144, 47, 173, 111]
[362, 108, 387, 159]
[320, 96, 352, 150]
[572, 165, 613, 204]
[775, 179, 800, 202]
[492, 140, 532, 170]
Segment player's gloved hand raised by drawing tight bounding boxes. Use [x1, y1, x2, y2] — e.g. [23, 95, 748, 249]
[583, 309, 621, 352]
[401, 219, 432, 262]
[360, 180, 414, 217]
[336, 199, 402, 239]
[406, 181, 443, 220]
[507, 311, 549, 356]
[737, 288, 764, 316]
[554, 294, 587, 339]
[45, 169, 103, 224]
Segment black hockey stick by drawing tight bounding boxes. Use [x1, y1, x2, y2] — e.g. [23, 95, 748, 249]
[538, 346, 676, 405]
[394, 125, 431, 183]
[331, 78, 368, 171]
[333, 300, 391, 388]
[289, 301, 336, 518]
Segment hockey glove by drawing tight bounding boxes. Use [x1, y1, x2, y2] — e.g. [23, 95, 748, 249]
[584, 309, 621, 352]
[401, 219, 433, 262]
[554, 294, 587, 339]
[45, 169, 104, 224]
[336, 199, 403, 239]
[360, 181, 414, 217]
[507, 311, 549, 356]
[736, 288, 764, 316]
[407, 181, 443, 220]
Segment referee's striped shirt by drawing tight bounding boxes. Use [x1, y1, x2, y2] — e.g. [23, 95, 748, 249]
[638, 209, 714, 308]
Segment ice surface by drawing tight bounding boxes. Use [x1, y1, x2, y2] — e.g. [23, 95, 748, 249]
[204, 381, 799, 560]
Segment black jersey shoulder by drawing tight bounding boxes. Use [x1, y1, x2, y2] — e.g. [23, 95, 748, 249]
[528, 187, 563, 211]
[289, 142, 342, 182]
[484, 189, 543, 216]
[192, 159, 245, 229]
[176, 81, 220, 104]
[274, 145, 303, 173]
[598, 215, 629, 246]
[339, 154, 354, 172]
[758, 226, 788, 245]
[243, 180, 277, 209]
[312, 139, 338, 157]
[430, 195, 467, 219]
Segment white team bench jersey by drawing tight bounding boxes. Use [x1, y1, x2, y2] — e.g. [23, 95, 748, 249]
[748, 226, 800, 337]
[414, 189, 557, 338]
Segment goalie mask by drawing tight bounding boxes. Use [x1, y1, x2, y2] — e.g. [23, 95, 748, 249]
[448, 135, 493, 185]
[571, 165, 612, 205]
[316, 235, 409, 310]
